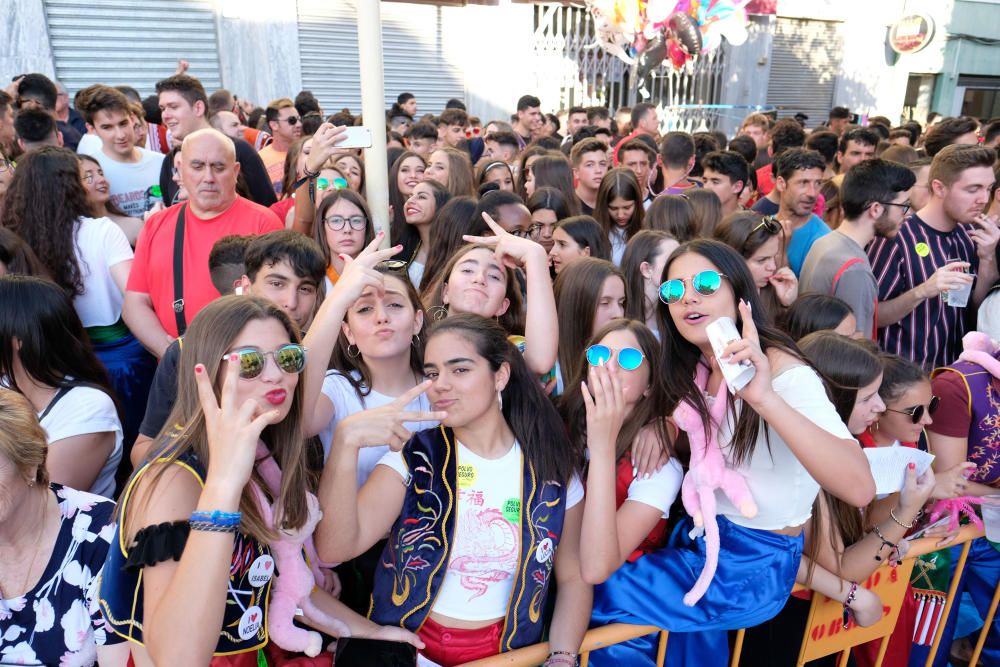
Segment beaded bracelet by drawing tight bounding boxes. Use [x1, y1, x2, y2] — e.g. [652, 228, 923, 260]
[544, 655, 577, 667]
[190, 510, 241, 527]
[842, 582, 858, 629]
[872, 524, 900, 565]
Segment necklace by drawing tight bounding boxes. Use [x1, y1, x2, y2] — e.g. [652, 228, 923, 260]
[0, 491, 50, 601]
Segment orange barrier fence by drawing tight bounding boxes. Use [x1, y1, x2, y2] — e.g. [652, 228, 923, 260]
[460, 525, 998, 667]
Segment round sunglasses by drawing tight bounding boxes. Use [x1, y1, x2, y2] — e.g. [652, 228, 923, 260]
[223, 344, 307, 380]
[317, 177, 349, 191]
[586, 345, 645, 371]
[658, 270, 728, 305]
[884, 396, 939, 424]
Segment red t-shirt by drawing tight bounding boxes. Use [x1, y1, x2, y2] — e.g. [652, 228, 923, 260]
[127, 197, 283, 336]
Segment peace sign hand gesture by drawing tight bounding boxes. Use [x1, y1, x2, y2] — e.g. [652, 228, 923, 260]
[328, 231, 402, 309]
[195, 356, 282, 495]
[463, 212, 547, 271]
[333, 380, 447, 452]
[720, 300, 775, 408]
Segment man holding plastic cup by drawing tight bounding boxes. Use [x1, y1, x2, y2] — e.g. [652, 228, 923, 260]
[868, 145, 999, 369]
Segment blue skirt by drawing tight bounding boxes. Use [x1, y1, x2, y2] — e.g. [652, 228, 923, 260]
[588, 516, 804, 666]
[92, 333, 156, 455]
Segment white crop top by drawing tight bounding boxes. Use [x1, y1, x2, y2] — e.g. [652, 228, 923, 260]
[714, 364, 853, 530]
[378, 440, 583, 621]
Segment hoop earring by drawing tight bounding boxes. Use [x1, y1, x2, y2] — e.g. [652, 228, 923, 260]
[872, 420, 880, 432]
[412, 334, 421, 347]
[347, 344, 360, 358]
[497, 389, 503, 411]
[429, 305, 449, 322]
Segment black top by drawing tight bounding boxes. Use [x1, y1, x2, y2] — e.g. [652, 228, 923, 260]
[139, 338, 180, 440]
[158, 135, 277, 207]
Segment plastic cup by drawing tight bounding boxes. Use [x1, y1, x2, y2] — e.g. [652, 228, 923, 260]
[983, 495, 1000, 542]
[944, 275, 975, 308]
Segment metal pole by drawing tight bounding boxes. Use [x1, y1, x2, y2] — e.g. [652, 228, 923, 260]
[357, 0, 390, 247]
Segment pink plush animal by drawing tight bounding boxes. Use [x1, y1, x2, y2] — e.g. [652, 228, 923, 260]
[672, 365, 758, 606]
[252, 446, 350, 657]
[958, 331, 1000, 377]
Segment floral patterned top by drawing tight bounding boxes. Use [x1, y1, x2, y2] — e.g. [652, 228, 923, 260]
[0, 484, 117, 666]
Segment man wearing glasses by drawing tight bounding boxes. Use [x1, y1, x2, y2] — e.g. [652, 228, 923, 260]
[259, 97, 303, 195]
[800, 159, 915, 339]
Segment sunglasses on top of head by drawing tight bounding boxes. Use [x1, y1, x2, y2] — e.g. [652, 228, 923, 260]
[658, 270, 728, 305]
[223, 344, 307, 380]
[586, 345, 645, 371]
[884, 396, 939, 424]
[751, 216, 782, 235]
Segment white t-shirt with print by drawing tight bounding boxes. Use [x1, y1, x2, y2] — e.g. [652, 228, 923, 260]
[81, 147, 165, 218]
[319, 370, 439, 485]
[378, 440, 583, 621]
[73, 216, 133, 328]
[39, 385, 123, 499]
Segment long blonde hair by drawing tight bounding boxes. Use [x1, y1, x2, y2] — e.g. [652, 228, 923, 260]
[129, 296, 311, 543]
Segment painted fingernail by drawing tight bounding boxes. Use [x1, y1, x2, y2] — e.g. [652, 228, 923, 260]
[338, 254, 346, 260]
[194, 364, 204, 374]
[908, 462, 916, 469]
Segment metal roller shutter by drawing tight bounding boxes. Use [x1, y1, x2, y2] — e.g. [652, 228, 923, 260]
[297, 0, 465, 115]
[44, 0, 222, 97]
[765, 17, 842, 125]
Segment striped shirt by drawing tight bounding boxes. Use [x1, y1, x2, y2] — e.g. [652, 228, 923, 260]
[868, 214, 978, 369]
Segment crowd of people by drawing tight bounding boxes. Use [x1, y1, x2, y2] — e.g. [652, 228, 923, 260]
[0, 64, 999, 667]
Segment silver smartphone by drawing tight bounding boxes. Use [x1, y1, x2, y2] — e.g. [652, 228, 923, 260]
[339, 127, 373, 149]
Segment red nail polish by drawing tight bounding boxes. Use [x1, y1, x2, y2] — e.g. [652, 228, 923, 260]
[194, 365, 203, 374]
[908, 462, 916, 469]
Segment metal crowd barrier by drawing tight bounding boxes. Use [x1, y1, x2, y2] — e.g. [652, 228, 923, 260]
[459, 525, 997, 667]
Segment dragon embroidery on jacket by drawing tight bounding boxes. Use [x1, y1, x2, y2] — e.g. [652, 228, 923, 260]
[388, 450, 446, 606]
[449, 505, 519, 599]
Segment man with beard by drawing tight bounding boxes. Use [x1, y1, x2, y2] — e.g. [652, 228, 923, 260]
[800, 159, 915, 338]
[774, 148, 829, 276]
[869, 145, 998, 368]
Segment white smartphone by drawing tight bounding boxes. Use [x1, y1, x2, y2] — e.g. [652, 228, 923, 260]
[339, 127, 372, 149]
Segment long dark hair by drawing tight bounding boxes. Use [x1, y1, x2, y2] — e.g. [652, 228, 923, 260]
[714, 211, 785, 261]
[686, 188, 723, 238]
[331, 267, 426, 400]
[419, 196, 478, 293]
[426, 313, 582, 484]
[0, 227, 49, 278]
[527, 186, 573, 222]
[530, 154, 580, 216]
[0, 275, 113, 396]
[560, 319, 673, 462]
[622, 229, 674, 324]
[877, 353, 927, 404]
[313, 189, 376, 268]
[423, 244, 525, 335]
[279, 136, 310, 199]
[554, 258, 624, 388]
[516, 146, 549, 200]
[555, 216, 611, 262]
[646, 194, 696, 243]
[0, 147, 92, 296]
[393, 179, 450, 267]
[388, 151, 425, 262]
[593, 168, 644, 241]
[799, 331, 882, 429]
[784, 293, 854, 342]
[656, 240, 800, 466]
[139, 296, 311, 543]
[797, 331, 878, 578]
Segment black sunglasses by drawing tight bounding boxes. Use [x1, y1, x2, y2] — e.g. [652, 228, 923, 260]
[280, 116, 300, 125]
[884, 396, 939, 424]
[751, 216, 782, 236]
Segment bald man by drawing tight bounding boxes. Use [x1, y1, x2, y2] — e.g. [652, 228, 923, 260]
[123, 128, 283, 357]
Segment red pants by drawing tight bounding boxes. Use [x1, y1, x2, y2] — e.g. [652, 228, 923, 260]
[126, 644, 334, 667]
[417, 617, 504, 666]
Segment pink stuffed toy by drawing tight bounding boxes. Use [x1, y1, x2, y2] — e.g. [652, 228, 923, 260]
[252, 446, 350, 657]
[671, 364, 758, 606]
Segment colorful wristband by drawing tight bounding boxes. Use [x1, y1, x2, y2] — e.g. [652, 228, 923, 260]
[190, 510, 241, 527]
